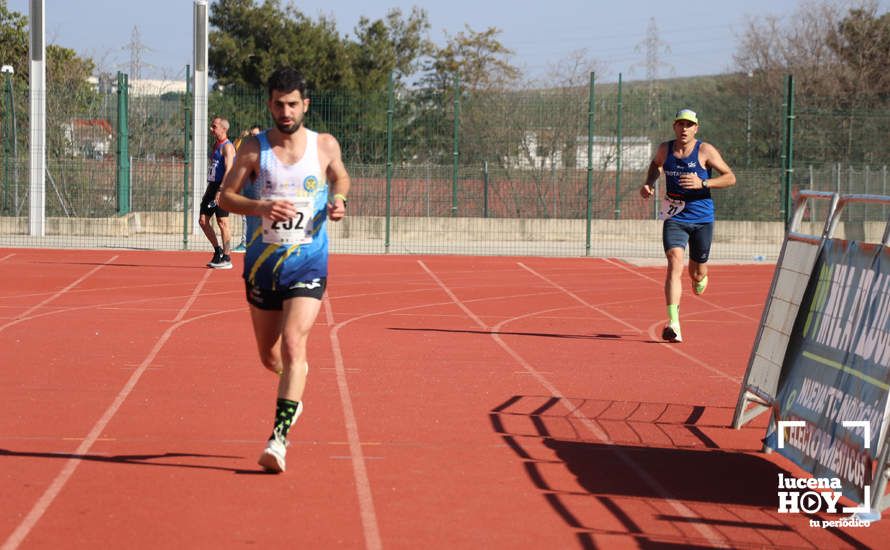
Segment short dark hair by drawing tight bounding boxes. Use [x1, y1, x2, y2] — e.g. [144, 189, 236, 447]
[267, 67, 308, 99]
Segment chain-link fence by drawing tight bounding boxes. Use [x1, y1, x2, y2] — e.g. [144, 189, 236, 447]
[1, 72, 888, 259]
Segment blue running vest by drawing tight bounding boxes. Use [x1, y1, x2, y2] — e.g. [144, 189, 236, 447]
[207, 139, 232, 186]
[663, 140, 714, 223]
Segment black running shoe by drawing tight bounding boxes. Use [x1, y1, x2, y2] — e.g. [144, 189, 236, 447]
[211, 254, 233, 270]
[207, 247, 223, 267]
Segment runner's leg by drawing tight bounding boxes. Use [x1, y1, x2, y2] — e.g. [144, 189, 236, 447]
[249, 305, 284, 374]
[277, 296, 323, 401]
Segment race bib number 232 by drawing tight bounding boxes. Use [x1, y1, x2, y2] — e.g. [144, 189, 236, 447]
[262, 197, 314, 245]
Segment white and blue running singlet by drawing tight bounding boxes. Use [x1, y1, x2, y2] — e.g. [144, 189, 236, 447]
[241, 130, 330, 290]
[662, 140, 714, 223]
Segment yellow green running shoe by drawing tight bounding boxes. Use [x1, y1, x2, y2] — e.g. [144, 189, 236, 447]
[693, 275, 708, 296]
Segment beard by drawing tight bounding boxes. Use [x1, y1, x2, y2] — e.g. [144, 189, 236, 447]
[275, 118, 302, 135]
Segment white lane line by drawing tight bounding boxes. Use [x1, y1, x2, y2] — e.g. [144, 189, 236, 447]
[645, 320, 741, 384]
[315, 283, 656, 550]
[518, 262, 643, 334]
[602, 257, 759, 322]
[417, 261, 487, 328]
[324, 297, 383, 550]
[2, 269, 213, 550]
[420, 260, 731, 548]
[0, 255, 119, 333]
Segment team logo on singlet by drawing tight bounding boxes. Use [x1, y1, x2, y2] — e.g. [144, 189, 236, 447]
[303, 175, 319, 192]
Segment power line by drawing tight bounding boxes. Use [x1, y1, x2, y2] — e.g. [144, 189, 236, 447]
[124, 26, 151, 80]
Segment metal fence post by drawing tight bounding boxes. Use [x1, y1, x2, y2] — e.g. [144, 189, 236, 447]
[182, 66, 192, 250]
[385, 71, 394, 252]
[808, 165, 814, 224]
[881, 164, 887, 220]
[452, 73, 460, 217]
[116, 71, 130, 215]
[865, 165, 870, 220]
[585, 72, 595, 255]
[782, 74, 794, 227]
[614, 72, 623, 220]
[2, 65, 15, 213]
[1, 67, 13, 214]
[483, 161, 489, 218]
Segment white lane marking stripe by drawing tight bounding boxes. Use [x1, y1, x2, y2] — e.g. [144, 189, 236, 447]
[602, 257, 758, 322]
[420, 260, 730, 548]
[324, 296, 382, 550]
[2, 269, 213, 550]
[518, 262, 643, 333]
[0, 255, 119, 333]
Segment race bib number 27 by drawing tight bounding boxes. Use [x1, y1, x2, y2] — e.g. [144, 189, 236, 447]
[262, 197, 314, 245]
[658, 197, 686, 220]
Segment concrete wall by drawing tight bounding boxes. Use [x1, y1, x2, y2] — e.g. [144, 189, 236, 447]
[0, 213, 886, 256]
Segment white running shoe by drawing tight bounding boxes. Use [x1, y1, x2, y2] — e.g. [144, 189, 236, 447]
[258, 435, 288, 473]
[661, 322, 682, 343]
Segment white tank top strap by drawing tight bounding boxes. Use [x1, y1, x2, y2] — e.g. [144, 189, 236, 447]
[306, 130, 318, 157]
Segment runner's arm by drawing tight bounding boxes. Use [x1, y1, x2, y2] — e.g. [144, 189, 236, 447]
[699, 142, 736, 189]
[214, 142, 238, 202]
[321, 134, 350, 222]
[640, 143, 667, 198]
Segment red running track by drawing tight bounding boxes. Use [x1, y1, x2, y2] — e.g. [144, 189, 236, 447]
[0, 248, 886, 549]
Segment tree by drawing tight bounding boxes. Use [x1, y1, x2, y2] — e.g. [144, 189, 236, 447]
[828, 4, 890, 97]
[327, 8, 432, 163]
[45, 46, 98, 156]
[0, 1, 98, 157]
[208, 1, 438, 164]
[406, 26, 520, 165]
[733, 1, 844, 98]
[420, 25, 520, 93]
[349, 7, 432, 93]
[209, 0, 353, 92]
[0, 0, 29, 86]
[730, 0, 890, 165]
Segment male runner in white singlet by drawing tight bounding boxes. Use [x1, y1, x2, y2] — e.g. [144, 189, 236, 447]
[219, 67, 350, 473]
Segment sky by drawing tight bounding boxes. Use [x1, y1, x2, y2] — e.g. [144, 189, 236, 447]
[6, 0, 890, 83]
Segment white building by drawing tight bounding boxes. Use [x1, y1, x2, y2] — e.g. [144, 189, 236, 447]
[506, 131, 652, 171]
[62, 118, 114, 159]
[87, 76, 187, 97]
[575, 136, 652, 171]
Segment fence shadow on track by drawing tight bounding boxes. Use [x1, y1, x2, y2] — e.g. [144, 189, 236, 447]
[27, 260, 209, 270]
[0, 448, 264, 474]
[489, 395, 868, 549]
[388, 326, 630, 341]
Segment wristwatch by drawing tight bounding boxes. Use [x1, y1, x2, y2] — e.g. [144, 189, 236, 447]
[701, 179, 709, 189]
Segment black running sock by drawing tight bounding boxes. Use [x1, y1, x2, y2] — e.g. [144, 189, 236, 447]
[271, 398, 301, 441]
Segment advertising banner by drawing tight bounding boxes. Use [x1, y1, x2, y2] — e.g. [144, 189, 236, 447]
[767, 240, 890, 504]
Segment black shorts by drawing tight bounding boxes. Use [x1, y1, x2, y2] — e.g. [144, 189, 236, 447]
[662, 219, 714, 263]
[200, 183, 229, 218]
[245, 278, 327, 310]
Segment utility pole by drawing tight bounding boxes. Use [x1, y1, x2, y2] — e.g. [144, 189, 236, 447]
[634, 17, 672, 128]
[125, 26, 148, 82]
